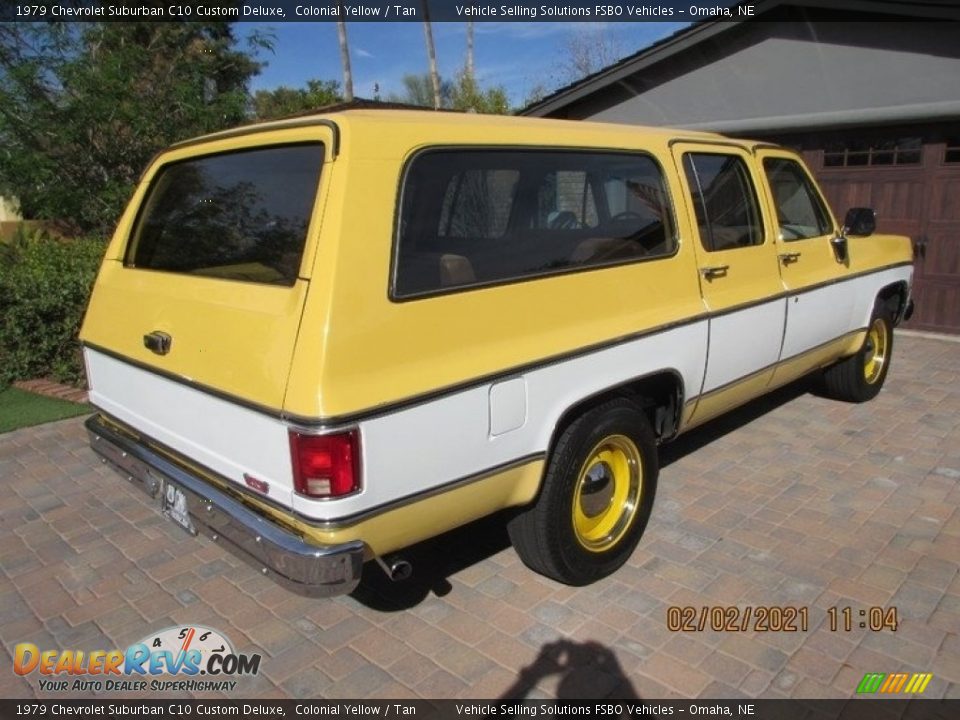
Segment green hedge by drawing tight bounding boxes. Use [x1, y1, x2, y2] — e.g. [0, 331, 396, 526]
[0, 230, 106, 387]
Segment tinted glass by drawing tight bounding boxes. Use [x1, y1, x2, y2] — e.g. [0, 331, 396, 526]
[127, 144, 324, 285]
[533, 170, 599, 230]
[683, 153, 763, 251]
[763, 158, 832, 240]
[438, 168, 519, 238]
[394, 150, 674, 297]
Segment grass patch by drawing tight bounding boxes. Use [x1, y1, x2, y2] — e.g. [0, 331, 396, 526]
[0, 387, 90, 434]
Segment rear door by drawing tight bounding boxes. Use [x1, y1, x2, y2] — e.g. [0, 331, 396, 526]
[672, 143, 785, 424]
[81, 127, 334, 503]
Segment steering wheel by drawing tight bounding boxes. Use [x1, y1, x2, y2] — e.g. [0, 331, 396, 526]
[548, 211, 582, 230]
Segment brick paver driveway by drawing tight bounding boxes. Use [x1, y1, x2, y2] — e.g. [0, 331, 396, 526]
[2, 335, 958, 700]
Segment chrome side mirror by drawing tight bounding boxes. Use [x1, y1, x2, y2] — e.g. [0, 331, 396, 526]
[830, 235, 848, 264]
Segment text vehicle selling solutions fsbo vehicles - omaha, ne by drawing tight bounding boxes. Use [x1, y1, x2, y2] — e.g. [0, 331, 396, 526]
[81, 109, 914, 596]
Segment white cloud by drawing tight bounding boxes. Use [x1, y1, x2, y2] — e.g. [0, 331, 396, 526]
[354, 47, 374, 59]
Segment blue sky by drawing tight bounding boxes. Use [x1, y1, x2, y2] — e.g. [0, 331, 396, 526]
[243, 22, 689, 107]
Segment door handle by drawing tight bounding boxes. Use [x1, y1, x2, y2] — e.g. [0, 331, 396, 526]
[779, 251, 802, 265]
[143, 331, 172, 356]
[913, 236, 927, 260]
[700, 264, 729, 280]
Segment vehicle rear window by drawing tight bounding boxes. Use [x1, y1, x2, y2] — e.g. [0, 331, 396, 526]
[126, 144, 324, 285]
[393, 149, 675, 298]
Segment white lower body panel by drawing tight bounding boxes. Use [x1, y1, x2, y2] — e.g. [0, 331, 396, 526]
[85, 350, 296, 507]
[340, 319, 709, 521]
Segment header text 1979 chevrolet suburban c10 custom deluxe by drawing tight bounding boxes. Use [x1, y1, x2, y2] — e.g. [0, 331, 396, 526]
[80, 110, 914, 596]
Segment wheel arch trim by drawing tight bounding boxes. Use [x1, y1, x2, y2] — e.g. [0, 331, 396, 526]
[876, 280, 912, 326]
[542, 368, 686, 467]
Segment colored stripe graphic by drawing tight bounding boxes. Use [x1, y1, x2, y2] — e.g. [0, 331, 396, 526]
[911, 673, 933, 694]
[857, 673, 885, 693]
[885, 673, 908, 693]
[857, 672, 932, 694]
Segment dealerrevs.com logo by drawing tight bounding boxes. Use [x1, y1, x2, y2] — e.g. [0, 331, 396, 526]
[13, 625, 261, 693]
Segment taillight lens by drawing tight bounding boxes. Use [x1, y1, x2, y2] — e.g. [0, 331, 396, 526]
[289, 430, 361, 499]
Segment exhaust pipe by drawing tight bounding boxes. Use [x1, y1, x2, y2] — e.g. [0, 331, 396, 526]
[375, 555, 412, 582]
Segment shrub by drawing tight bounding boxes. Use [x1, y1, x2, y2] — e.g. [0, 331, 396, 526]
[0, 229, 106, 388]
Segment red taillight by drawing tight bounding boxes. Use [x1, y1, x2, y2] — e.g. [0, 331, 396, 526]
[289, 430, 360, 499]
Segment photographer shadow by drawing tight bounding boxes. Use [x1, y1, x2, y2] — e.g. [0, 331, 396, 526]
[499, 639, 640, 700]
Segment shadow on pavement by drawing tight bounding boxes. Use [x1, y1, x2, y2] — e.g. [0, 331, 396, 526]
[350, 511, 513, 611]
[659, 377, 810, 468]
[351, 377, 813, 611]
[498, 639, 640, 700]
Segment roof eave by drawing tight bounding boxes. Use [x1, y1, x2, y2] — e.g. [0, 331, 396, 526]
[521, 0, 960, 119]
[521, 19, 739, 118]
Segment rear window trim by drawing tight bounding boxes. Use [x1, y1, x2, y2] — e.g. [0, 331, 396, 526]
[167, 118, 340, 158]
[123, 140, 325, 286]
[389, 144, 680, 303]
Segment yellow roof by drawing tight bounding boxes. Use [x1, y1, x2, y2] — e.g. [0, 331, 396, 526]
[171, 107, 738, 153]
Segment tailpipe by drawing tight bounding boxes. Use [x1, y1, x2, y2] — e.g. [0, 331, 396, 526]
[375, 555, 413, 582]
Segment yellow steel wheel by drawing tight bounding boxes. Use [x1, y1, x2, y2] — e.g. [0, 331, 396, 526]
[863, 316, 889, 385]
[571, 434, 642, 553]
[823, 305, 895, 403]
[508, 398, 658, 586]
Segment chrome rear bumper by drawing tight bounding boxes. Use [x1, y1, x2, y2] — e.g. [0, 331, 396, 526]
[85, 414, 365, 598]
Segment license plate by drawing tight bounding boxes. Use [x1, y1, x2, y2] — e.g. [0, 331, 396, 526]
[161, 481, 196, 535]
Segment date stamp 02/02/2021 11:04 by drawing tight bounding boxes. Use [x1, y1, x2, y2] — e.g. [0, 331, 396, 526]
[665, 605, 900, 633]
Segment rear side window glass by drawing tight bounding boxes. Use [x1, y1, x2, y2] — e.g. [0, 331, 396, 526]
[533, 170, 599, 230]
[438, 168, 519, 238]
[394, 150, 675, 298]
[126, 144, 324, 285]
[763, 158, 832, 240]
[683, 153, 763, 252]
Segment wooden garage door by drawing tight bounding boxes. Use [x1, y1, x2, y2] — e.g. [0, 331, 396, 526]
[809, 140, 960, 334]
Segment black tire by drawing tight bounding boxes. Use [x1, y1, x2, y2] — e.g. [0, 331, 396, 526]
[508, 398, 658, 586]
[822, 305, 894, 403]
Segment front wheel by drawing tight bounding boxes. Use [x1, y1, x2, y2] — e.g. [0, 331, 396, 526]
[822, 306, 894, 402]
[508, 399, 658, 586]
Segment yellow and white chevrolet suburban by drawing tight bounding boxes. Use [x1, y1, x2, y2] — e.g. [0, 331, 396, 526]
[81, 110, 913, 596]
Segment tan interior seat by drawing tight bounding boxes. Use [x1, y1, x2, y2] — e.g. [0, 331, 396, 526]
[570, 237, 642, 265]
[439, 253, 476, 287]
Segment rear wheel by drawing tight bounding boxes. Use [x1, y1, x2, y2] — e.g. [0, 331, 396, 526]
[508, 399, 658, 585]
[823, 305, 894, 402]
